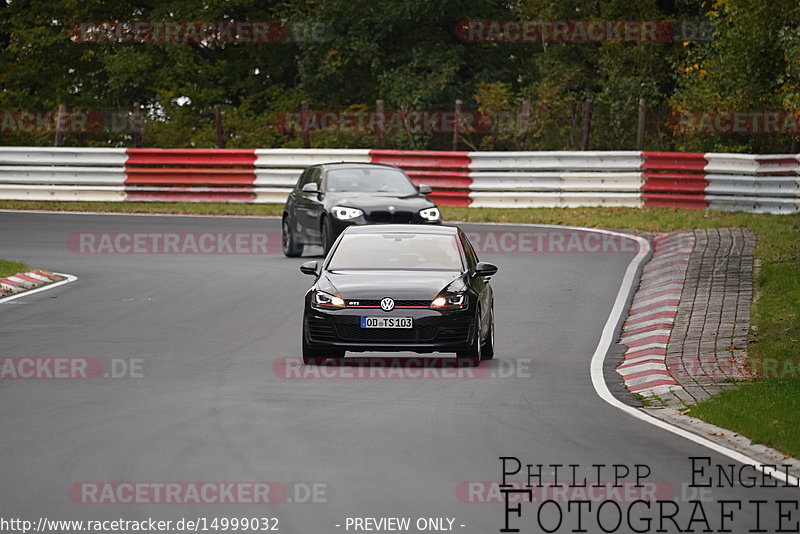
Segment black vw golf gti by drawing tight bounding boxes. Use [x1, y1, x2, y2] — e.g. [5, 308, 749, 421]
[299, 225, 498, 364]
[282, 162, 441, 256]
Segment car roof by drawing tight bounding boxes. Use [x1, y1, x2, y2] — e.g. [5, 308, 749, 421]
[316, 162, 402, 171]
[342, 224, 458, 235]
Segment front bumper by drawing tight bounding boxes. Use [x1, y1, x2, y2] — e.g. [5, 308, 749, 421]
[304, 305, 474, 354]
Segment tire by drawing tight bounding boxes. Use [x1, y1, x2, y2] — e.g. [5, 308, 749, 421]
[282, 217, 303, 257]
[302, 331, 345, 365]
[481, 310, 495, 360]
[321, 216, 334, 255]
[456, 313, 482, 364]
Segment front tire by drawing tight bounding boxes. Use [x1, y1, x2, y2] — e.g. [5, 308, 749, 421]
[456, 314, 483, 364]
[481, 315, 495, 360]
[282, 217, 303, 257]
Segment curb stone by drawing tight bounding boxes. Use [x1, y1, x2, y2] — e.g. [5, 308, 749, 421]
[615, 228, 799, 478]
[617, 228, 756, 407]
[0, 270, 65, 296]
[616, 231, 694, 397]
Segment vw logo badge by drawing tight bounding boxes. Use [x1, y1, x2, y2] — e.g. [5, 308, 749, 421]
[380, 297, 395, 312]
[388, 206, 395, 212]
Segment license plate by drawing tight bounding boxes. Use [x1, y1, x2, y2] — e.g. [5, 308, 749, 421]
[360, 317, 413, 329]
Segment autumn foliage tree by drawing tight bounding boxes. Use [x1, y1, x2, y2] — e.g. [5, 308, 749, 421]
[0, 0, 798, 152]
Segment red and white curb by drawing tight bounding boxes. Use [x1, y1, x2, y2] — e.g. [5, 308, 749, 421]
[616, 231, 694, 397]
[0, 270, 66, 296]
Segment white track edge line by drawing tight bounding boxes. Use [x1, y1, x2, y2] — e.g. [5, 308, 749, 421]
[0, 273, 77, 304]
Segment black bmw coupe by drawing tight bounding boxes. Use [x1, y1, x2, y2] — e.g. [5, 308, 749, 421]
[299, 224, 498, 364]
[282, 162, 441, 256]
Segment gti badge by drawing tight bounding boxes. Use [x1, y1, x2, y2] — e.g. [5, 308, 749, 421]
[380, 297, 395, 312]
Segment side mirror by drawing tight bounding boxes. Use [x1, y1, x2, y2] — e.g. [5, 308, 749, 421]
[474, 261, 498, 277]
[301, 182, 319, 194]
[300, 260, 319, 276]
[418, 184, 433, 195]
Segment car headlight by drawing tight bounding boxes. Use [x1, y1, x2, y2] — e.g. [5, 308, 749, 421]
[331, 206, 364, 220]
[419, 207, 441, 221]
[312, 290, 345, 309]
[431, 292, 467, 309]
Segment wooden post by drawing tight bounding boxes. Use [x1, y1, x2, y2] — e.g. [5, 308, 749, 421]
[376, 99, 385, 149]
[636, 98, 646, 150]
[214, 105, 226, 148]
[54, 104, 66, 147]
[301, 100, 310, 148]
[133, 102, 143, 148]
[517, 99, 531, 150]
[452, 99, 462, 152]
[581, 99, 593, 151]
[791, 137, 799, 154]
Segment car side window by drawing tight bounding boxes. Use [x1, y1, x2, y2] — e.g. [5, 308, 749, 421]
[309, 168, 322, 188]
[295, 169, 311, 190]
[296, 167, 322, 191]
[459, 231, 479, 269]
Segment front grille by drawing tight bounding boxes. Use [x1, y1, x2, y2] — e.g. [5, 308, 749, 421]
[335, 324, 438, 342]
[367, 210, 413, 223]
[346, 299, 431, 308]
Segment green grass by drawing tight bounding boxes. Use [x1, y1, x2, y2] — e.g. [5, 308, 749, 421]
[1, 200, 799, 456]
[0, 258, 29, 278]
[690, 381, 800, 456]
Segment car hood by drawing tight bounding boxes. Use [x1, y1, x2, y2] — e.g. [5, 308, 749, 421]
[323, 192, 434, 211]
[319, 270, 465, 300]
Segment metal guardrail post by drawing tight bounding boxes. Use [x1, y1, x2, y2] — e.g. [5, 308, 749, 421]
[54, 105, 66, 147]
[581, 99, 593, 151]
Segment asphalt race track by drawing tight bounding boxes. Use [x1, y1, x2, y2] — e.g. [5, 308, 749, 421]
[1, 211, 796, 534]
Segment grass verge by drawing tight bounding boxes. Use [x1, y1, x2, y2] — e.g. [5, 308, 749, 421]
[0, 258, 29, 279]
[1, 200, 799, 456]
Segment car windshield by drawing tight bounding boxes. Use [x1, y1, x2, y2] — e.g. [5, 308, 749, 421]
[327, 233, 463, 271]
[325, 168, 417, 194]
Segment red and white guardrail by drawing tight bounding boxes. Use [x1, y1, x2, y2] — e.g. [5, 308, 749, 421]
[0, 147, 798, 213]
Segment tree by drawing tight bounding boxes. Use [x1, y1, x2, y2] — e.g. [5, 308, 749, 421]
[671, 0, 800, 152]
